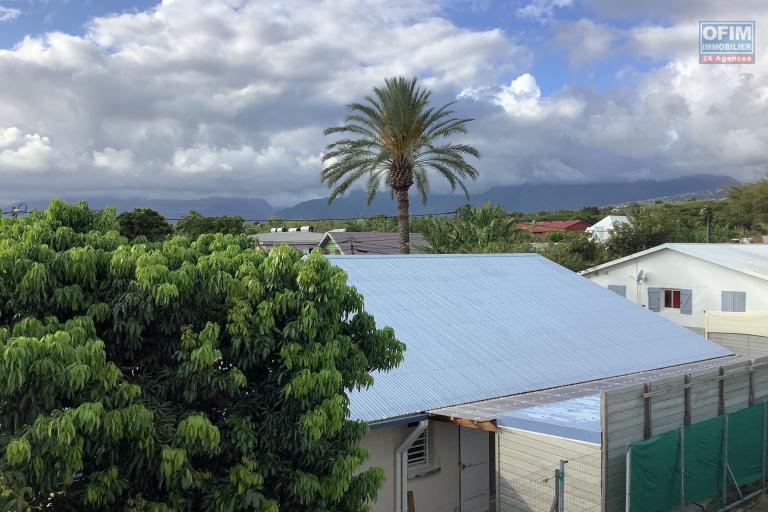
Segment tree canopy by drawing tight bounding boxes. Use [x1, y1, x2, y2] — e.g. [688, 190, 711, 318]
[0, 200, 404, 511]
[175, 211, 246, 239]
[117, 208, 174, 242]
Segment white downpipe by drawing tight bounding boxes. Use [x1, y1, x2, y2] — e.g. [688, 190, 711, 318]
[394, 420, 428, 512]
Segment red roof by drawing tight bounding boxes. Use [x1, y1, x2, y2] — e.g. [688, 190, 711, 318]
[516, 220, 590, 234]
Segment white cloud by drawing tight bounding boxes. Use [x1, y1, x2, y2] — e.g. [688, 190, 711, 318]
[517, 0, 573, 23]
[0, 5, 21, 22]
[93, 147, 134, 173]
[0, 127, 53, 173]
[0, 0, 526, 201]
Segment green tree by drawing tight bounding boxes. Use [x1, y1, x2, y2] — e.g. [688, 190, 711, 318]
[606, 207, 679, 258]
[726, 179, 768, 228]
[421, 203, 530, 254]
[175, 211, 246, 239]
[322, 76, 480, 253]
[117, 208, 174, 241]
[0, 200, 404, 511]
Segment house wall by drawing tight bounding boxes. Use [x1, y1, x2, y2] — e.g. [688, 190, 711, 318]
[497, 428, 601, 512]
[585, 250, 768, 332]
[360, 421, 461, 512]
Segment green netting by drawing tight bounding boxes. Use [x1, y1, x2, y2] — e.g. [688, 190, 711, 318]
[683, 415, 724, 502]
[627, 403, 768, 511]
[628, 429, 681, 512]
[727, 405, 765, 486]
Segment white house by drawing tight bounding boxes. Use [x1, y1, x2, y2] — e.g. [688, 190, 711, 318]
[581, 243, 768, 335]
[584, 215, 630, 243]
[329, 254, 732, 512]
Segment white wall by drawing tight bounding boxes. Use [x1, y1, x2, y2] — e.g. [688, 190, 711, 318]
[585, 249, 768, 331]
[360, 421, 462, 512]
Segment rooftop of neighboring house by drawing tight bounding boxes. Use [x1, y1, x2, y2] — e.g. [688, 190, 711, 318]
[585, 215, 631, 232]
[320, 231, 430, 255]
[516, 220, 590, 234]
[250, 230, 327, 246]
[328, 253, 731, 423]
[582, 243, 768, 281]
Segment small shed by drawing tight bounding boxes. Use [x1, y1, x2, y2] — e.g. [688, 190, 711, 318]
[497, 395, 602, 512]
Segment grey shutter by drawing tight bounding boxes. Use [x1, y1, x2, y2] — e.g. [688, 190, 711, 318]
[721, 291, 746, 312]
[608, 285, 626, 297]
[680, 289, 693, 315]
[648, 288, 661, 312]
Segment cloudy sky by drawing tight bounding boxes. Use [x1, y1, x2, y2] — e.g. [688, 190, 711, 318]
[0, 0, 766, 207]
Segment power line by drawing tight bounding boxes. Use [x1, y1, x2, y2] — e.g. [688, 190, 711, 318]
[163, 210, 457, 223]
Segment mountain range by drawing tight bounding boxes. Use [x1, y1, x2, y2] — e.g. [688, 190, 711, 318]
[25, 174, 736, 220]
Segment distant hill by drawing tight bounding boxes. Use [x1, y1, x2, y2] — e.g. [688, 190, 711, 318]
[277, 174, 737, 218]
[25, 174, 736, 220]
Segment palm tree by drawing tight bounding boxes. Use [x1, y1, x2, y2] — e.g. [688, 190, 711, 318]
[321, 77, 480, 254]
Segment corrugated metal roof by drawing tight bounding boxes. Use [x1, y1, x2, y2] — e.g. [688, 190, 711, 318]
[431, 356, 743, 422]
[496, 394, 602, 444]
[251, 232, 327, 245]
[582, 243, 768, 281]
[323, 232, 430, 255]
[329, 254, 732, 423]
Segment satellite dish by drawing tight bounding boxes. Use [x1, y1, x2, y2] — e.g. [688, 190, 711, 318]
[636, 270, 645, 283]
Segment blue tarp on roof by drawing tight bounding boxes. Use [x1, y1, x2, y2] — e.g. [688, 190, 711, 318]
[329, 254, 732, 422]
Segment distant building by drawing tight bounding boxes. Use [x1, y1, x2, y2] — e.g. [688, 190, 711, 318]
[585, 215, 631, 243]
[251, 227, 326, 253]
[515, 220, 591, 238]
[581, 243, 768, 336]
[319, 231, 430, 255]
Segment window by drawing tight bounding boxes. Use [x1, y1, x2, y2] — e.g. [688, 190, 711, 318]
[664, 289, 681, 309]
[607, 285, 626, 297]
[407, 428, 429, 470]
[722, 291, 747, 312]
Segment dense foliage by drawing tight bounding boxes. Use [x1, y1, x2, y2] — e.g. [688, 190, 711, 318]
[117, 208, 174, 242]
[416, 181, 768, 272]
[322, 76, 479, 253]
[0, 200, 404, 511]
[176, 211, 246, 239]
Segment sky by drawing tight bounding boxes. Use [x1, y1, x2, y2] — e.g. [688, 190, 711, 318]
[0, 0, 766, 207]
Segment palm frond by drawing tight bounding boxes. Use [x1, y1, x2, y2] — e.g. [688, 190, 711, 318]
[321, 76, 479, 205]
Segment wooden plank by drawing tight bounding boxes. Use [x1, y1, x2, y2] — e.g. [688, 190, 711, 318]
[428, 413, 497, 432]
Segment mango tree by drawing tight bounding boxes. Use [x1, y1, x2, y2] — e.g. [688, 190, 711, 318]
[0, 200, 404, 511]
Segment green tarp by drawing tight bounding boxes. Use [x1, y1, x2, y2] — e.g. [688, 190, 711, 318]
[728, 406, 765, 486]
[683, 415, 723, 503]
[628, 430, 681, 512]
[627, 403, 767, 511]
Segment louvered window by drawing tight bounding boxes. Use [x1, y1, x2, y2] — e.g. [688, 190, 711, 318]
[407, 428, 429, 470]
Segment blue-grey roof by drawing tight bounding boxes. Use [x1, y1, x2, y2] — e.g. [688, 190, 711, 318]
[582, 243, 768, 281]
[329, 254, 732, 423]
[497, 394, 602, 444]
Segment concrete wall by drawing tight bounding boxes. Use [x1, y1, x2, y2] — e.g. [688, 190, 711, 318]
[601, 356, 768, 512]
[497, 428, 601, 512]
[708, 333, 768, 358]
[360, 421, 461, 512]
[585, 249, 768, 331]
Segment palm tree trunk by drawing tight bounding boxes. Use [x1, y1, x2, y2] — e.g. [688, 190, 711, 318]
[395, 188, 410, 254]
